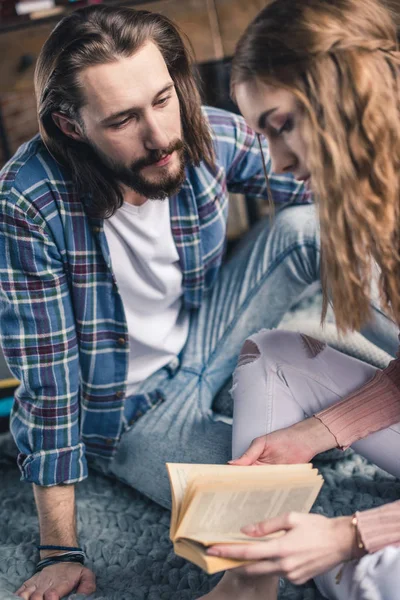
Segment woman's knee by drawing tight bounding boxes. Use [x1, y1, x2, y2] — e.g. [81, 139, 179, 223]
[237, 329, 324, 368]
[241, 329, 296, 359]
[232, 330, 303, 402]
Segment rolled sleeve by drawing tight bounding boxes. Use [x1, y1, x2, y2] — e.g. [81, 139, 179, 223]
[18, 443, 88, 486]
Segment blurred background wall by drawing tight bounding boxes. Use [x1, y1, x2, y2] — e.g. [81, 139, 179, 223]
[2, 0, 399, 168]
[0, 0, 264, 166]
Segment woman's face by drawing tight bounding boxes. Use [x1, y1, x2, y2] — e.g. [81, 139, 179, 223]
[235, 79, 310, 185]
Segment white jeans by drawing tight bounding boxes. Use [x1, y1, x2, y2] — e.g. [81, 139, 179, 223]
[231, 329, 400, 600]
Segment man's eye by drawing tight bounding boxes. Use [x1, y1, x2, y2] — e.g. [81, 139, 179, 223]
[110, 117, 131, 129]
[156, 95, 171, 106]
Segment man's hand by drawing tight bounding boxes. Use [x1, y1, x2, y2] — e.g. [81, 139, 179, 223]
[17, 484, 94, 599]
[15, 562, 96, 600]
[230, 417, 337, 466]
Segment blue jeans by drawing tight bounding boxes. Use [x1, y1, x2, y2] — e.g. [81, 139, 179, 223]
[93, 204, 398, 508]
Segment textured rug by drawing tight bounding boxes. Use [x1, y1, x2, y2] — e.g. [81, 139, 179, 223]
[1, 292, 399, 600]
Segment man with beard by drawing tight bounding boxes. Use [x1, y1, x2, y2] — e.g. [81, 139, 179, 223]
[0, 5, 313, 599]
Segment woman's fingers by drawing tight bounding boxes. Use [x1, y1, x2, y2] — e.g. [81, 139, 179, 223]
[207, 540, 284, 561]
[242, 512, 299, 537]
[233, 558, 283, 577]
[228, 436, 266, 465]
[234, 560, 313, 583]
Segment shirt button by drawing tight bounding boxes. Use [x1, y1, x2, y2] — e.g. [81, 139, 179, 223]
[128, 419, 135, 426]
[105, 438, 113, 445]
[117, 337, 126, 346]
[92, 226, 102, 233]
[115, 391, 125, 399]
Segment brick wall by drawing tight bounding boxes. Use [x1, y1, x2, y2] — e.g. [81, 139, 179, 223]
[0, 91, 38, 165]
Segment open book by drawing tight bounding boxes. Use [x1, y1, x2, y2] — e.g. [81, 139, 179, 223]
[166, 462, 323, 574]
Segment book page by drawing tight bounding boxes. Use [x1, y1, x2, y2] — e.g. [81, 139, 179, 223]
[166, 463, 195, 538]
[166, 464, 234, 532]
[167, 463, 237, 535]
[176, 481, 322, 545]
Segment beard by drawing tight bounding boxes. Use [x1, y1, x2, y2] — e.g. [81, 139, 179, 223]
[85, 137, 186, 200]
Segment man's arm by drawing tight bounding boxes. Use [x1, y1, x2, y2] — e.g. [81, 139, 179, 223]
[33, 484, 78, 557]
[204, 106, 311, 206]
[0, 189, 86, 486]
[0, 189, 94, 598]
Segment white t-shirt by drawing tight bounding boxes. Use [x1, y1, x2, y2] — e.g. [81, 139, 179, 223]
[104, 199, 189, 393]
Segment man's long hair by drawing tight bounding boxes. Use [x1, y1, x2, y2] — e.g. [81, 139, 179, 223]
[34, 5, 215, 218]
[231, 0, 400, 332]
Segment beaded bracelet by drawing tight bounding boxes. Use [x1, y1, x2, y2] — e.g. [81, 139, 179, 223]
[35, 551, 85, 574]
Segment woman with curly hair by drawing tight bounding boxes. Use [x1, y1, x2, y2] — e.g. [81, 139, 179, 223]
[200, 1, 400, 599]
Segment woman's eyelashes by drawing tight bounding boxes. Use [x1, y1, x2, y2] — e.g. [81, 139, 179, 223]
[264, 115, 295, 138]
[278, 116, 295, 135]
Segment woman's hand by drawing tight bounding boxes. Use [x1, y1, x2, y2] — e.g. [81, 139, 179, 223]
[207, 512, 363, 585]
[15, 562, 96, 600]
[230, 417, 337, 466]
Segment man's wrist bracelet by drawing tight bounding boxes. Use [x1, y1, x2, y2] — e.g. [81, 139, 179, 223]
[37, 545, 83, 552]
[35, 551, 85, 574]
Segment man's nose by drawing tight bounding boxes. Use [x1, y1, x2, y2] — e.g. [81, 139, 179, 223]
[268, 137, 296, 175]
[143, 113, 170, 150]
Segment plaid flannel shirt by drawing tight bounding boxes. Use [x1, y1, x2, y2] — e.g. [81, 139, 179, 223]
[0, 107, 309, 486]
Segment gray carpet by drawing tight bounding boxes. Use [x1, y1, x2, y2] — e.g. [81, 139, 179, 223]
[1, 292, 399, 600]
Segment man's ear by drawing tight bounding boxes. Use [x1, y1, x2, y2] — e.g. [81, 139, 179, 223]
[52, 112, 85, 142]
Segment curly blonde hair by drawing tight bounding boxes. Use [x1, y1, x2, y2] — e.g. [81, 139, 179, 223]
[231, 0, 400, 332]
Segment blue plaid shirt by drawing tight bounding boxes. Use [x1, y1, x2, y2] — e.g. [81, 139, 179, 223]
[0, 107, 309, 486]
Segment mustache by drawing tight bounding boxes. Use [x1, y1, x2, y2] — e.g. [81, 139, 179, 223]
[131, 139, 185, 171]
